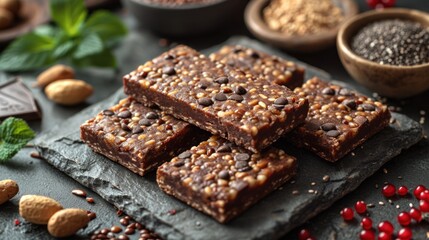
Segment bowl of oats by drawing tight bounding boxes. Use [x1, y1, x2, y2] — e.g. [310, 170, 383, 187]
[244, 0, 358, 52]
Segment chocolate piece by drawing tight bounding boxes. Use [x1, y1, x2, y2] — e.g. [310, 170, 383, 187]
[209, 45, 305, 89]
[287, 77, 391, 161]
[0, 78, 41, 121]
[124, 45, 308, 152]
[80, 98, 208, 176]
[157, 136, 297, 223]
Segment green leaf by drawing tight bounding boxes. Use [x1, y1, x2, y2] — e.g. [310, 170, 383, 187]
[0, 118, 35, 162]
[0, 33, 55, 71]
[84, 11, 127, 45]
[73, 33, 104, 59]
[72, 48, 116, 68]
[50, 0, 87, 37]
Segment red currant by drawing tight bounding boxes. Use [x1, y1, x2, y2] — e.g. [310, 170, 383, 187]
[360, 229, 375, 240]
[366, 0, 380, 8]
[397, 228, 412, 240]
[382, 184, 396, 198]
[397, 186, 408, 196]
[419, 200, 429, 212]
[298, 229, 311, 240]
[340, 207, 354, 221]
[419, 190, 429, 202]
[409, 207, 422, 222]
[381, 0, 396, 7]
[397, 212, 411, 226]
[355, 201, 367, 214]
[361, 217, 373, 230]
[413, 185, 426, 199]
[377, 232, 390, 240]
[378, 221, 394, 235]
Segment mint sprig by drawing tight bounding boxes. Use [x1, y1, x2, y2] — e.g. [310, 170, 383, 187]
[0, 117, 36, 162]
[0, 0, 127, 71]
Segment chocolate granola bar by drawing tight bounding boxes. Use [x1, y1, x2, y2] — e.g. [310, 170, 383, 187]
[288, 77, 391, 161]
[80, 98, 208, 176]
[123, 45, 309, 152]
[209, 45, 304, 89]
[157, 135, 297, 223]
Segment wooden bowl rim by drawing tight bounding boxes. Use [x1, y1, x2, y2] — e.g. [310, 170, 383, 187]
[0, 0, 49, 44]
[337, 8, 429, 70]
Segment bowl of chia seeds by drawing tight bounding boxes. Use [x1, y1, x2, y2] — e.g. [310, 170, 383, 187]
[122, 0, 247, 36]
[337, 8, 429, 98]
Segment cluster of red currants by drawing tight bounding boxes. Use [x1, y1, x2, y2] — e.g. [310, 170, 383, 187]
[338, 183, 428, 240]
[366, 0, 396, 9]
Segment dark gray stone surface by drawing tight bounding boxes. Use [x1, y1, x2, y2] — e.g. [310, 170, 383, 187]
[34, 38, 423, 240]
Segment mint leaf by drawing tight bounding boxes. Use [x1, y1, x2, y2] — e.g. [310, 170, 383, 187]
[0, 33, 55, 71]
[73, 33, 104, 59]
[50, 0, 87, 37]
[73, 48, 116, 68]
[0, 118, 35, 162]
[84, 11, 127, 45]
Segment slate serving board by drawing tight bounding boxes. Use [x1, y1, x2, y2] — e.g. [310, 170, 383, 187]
[35, 38, 423, 240]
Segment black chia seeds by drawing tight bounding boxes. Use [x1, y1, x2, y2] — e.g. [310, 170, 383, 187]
[351, 19, 429, 66]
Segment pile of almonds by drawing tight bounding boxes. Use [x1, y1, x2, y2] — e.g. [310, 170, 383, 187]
[0, 179, 90, 238]
[35, 64, 93, 106]
[0, 0, 20, 30]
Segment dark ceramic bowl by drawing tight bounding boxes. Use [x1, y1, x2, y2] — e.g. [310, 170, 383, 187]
[123, 0, 246, 36]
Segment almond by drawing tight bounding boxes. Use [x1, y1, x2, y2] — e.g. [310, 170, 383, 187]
[48, 208, 90, 237]
[0, 179, 19, 205]
[35, 64, 75, 88]
[19, 195, 63, 224]
[45, 79, 93, 106]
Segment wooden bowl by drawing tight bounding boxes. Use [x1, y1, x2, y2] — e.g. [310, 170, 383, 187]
[337, 8, 429, 98]
[244, 0, 358, 53]
[0, 0, 49, 44]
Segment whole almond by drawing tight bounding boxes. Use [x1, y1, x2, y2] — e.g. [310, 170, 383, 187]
[45, 79, 93, 106]
[35, 64, 75, 88]
[19, 195, 63, 224]
[48, 208, 90, 237]
[0, 179, 19, 205]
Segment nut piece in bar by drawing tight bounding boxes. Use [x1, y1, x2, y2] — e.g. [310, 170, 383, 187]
[80, 98, 208, 176]
[209, 45, 304, 89]
[123, 45, 309, 152]
[288, 77, 391, 161]
[157, 135, 297, 223]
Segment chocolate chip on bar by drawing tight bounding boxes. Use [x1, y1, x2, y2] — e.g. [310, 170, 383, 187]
[80, 97, 209, 176]
[288, 77, 391, 161]
[157, 135, 297, 223]
[209, 45, 305, 89]
[123, 45, 309, 152]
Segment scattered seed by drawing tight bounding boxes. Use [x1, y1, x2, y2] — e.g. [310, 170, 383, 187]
[367, 203, 375, 208]
[30, 152, 43, 160]
[379, 201, 385, 206]
[311, 182, 316, 186]
[383, 168, 388, 174]
[292, 190, 299, 195]
[322, 175, 330, 182]
[308, 189, 315, 194]
[72, 189, 87, 198]
[168, 209, 177, 215]
[86, 197, 95, 204]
